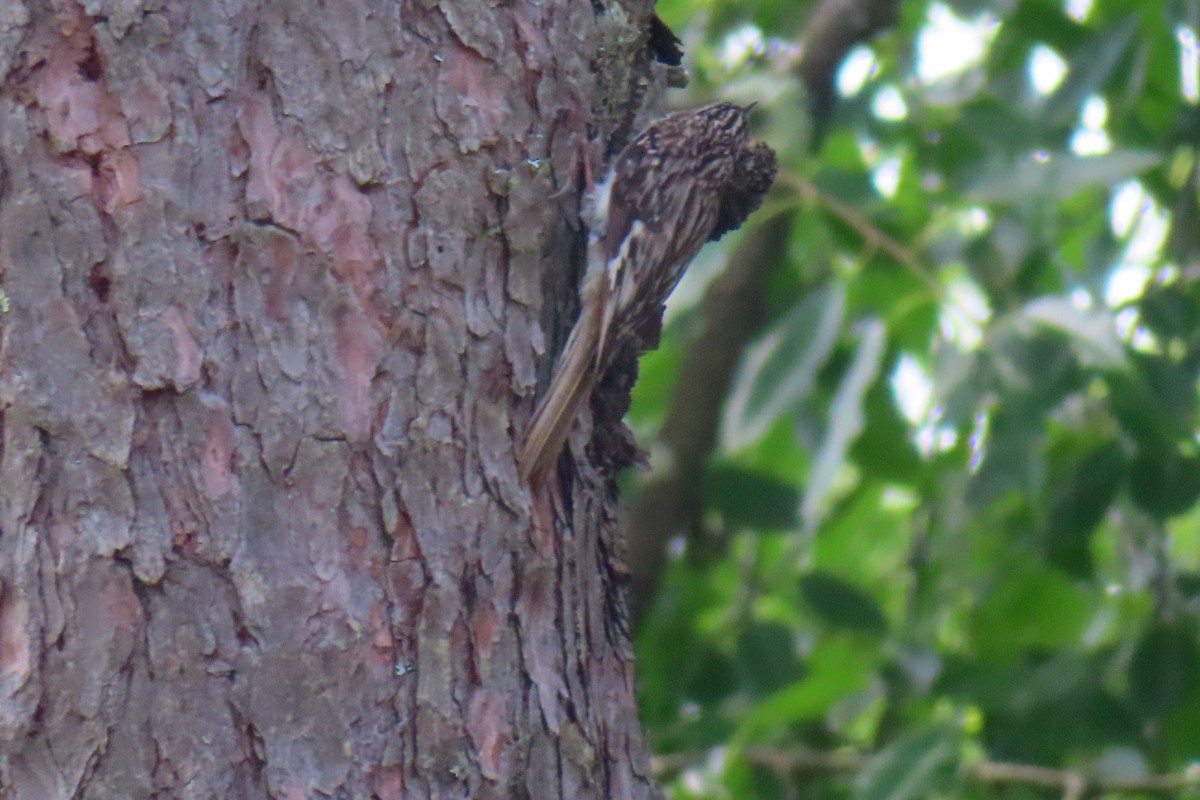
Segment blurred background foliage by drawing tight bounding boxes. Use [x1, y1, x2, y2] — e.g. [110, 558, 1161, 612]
[628, 0, 1200, 797]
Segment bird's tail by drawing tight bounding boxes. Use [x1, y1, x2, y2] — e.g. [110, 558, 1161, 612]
[518, 309, 602, 484]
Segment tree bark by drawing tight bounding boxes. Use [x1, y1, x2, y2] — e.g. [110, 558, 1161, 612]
[0, 1, 661, 797]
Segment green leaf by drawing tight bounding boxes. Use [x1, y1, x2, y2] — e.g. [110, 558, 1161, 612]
[685, 646, 739, 706]
[963, 150, 1163, 204]
[852, 376, 924, 482]
[1017, 297, 1127, 369]
[1129, 624, 1200, 720]
[736, 621, 803, 696]
[957, 99, 1042, 157]
[986, 322, 1086, 407]
[814, 485, 912, 586]
[1043, 14, 1139, 124]
[1129, 445, 1200, 519]
[1044, 440, 1125, 575]
[801, 319, 886, 530]
[1109, 363, 1197, 444]
[937, 652, 1135, 757]
[734, 639, 873, 736]
[853, 726, 960, 800]
[724, 758, 788, 800]
[971, 566, 1093, 658]
[799, 571, 888, 635]
[966, 406, 1045, 510]
[702, 466, 800, 529]
[722, 285, 845, 452]
[1163, 682, 1200, 765]
[1139, 284, 1200, 341]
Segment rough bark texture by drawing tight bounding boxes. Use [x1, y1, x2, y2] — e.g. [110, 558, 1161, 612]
[0, 1, 662, 797]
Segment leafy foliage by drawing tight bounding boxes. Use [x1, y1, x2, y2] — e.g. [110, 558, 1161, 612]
[634, 0, 1200, 797]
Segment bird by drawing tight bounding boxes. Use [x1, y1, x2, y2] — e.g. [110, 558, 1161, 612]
[519, 102, 777, 483]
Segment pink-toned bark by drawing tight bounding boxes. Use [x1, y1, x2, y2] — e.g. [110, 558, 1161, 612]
[0, 1, 662, 797]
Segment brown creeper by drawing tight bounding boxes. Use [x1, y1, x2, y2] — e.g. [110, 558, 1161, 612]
[518, 102, 778, 482]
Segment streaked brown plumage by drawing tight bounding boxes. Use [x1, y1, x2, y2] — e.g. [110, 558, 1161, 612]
[519, 102, 777, 483]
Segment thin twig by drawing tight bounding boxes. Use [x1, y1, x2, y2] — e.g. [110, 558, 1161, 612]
[777, 171, 940, 296]
[777, 170, 1000, 334]
[652, 746, 1200, 797]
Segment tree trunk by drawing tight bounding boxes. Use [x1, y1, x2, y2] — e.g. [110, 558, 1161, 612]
[0, 1, 662, 797]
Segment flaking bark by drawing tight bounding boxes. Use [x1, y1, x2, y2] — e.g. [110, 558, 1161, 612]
[0, 1, 664, 797]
